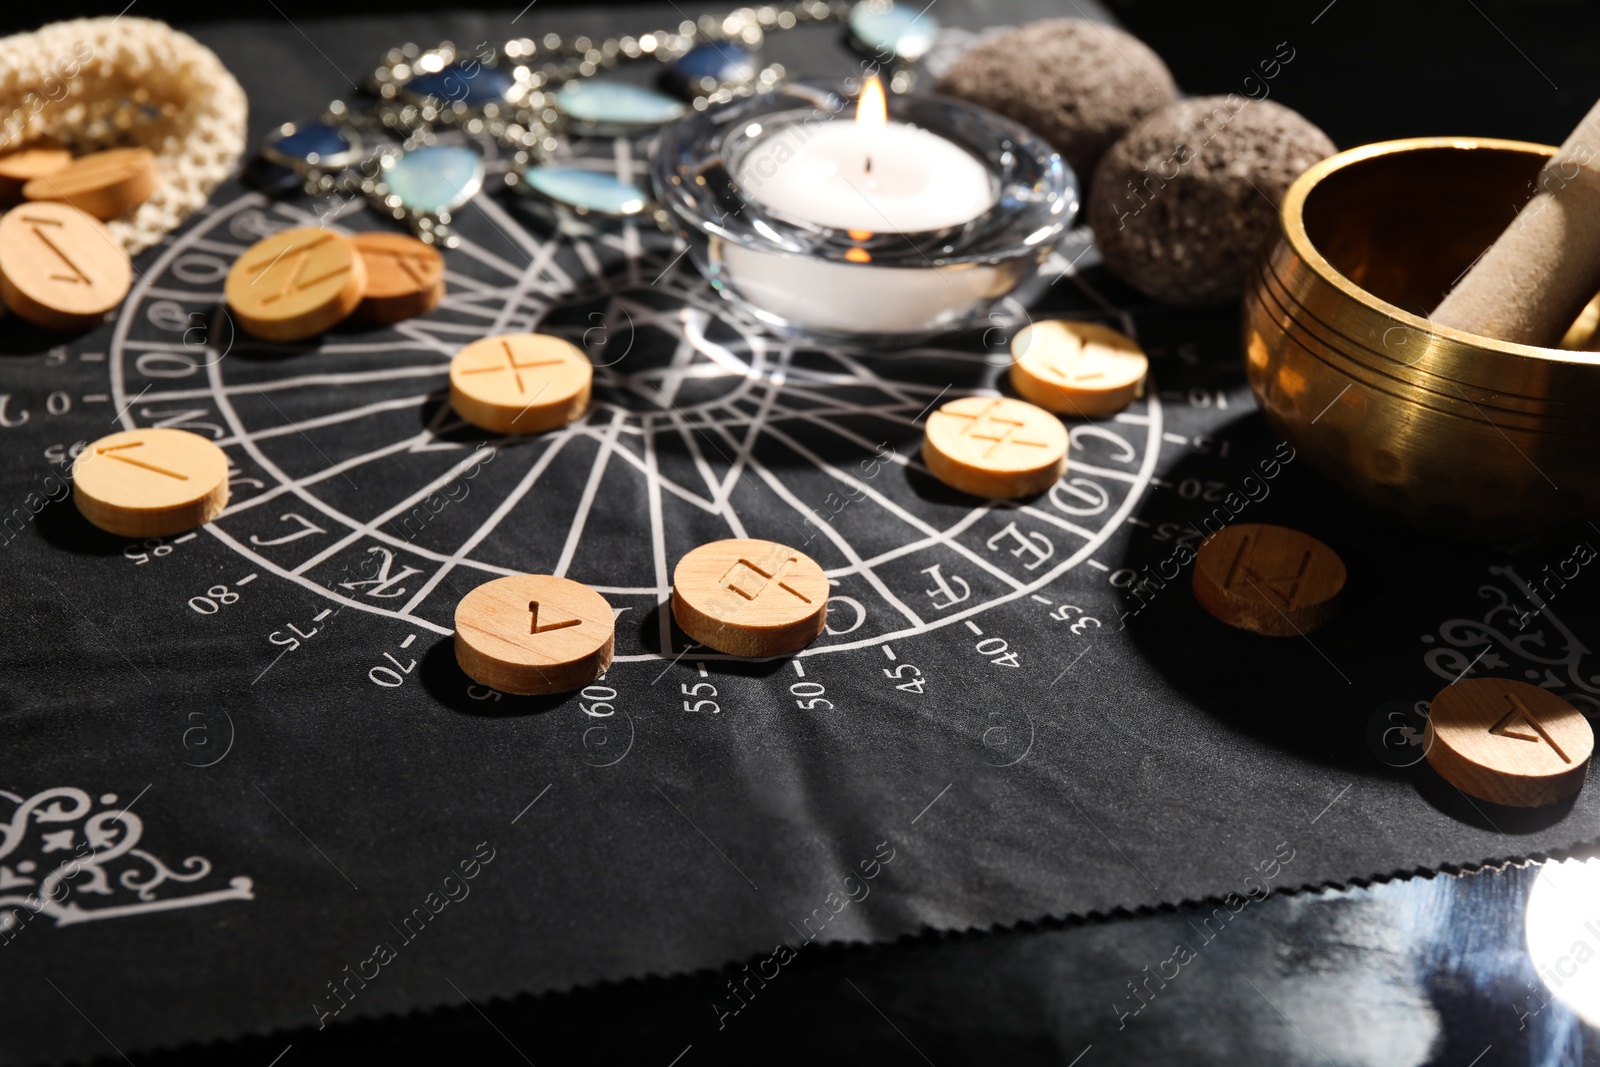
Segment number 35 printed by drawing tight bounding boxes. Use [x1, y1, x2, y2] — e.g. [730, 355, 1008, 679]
[1050, 604, 1101, 634]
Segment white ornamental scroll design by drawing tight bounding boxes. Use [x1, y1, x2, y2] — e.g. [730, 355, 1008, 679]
[0, 787, 253, 929]
[1423, 564, 1600, 715]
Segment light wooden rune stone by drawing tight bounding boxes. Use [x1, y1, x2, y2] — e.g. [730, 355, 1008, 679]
[672, 538, 830, 657]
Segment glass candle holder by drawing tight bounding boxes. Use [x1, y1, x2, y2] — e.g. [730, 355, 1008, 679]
[651, 81, 1077, 346]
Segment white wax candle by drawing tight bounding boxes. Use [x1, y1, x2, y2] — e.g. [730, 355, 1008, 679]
[736, 119, 998, 233]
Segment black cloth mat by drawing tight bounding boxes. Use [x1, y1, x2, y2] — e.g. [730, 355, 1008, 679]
[2, 3, 1599, 1063]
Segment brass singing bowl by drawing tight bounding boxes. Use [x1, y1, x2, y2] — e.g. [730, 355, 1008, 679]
[1243, 137, 1600, 542]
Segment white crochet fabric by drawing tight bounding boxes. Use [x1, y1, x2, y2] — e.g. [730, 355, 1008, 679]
[0, 17, 247, 255]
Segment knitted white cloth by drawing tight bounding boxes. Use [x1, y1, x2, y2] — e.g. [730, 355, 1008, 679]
[0, 17, 247, 254]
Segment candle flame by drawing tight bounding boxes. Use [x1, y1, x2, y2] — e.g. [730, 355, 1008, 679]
[847, 229, 872, 261]
[856, 75, 887, 132]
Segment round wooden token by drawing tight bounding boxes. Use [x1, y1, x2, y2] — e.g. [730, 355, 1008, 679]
[449, 333, 592, 435]
[0, 146, 73, 201]
[224, 227, 367, 342]
[1424, 678, 1592, 808]
[454, 574, 615, 695]
[1192, 523, 1346, 636]
[351, 231, 445, 325]
[671, 538, 830, 657]
[72, 428, 229, 537]
[921, 396, 1068, 499]
[0, 201, 132, 331]
[22, 147, 159, 220]
[1009, 320, 1148, 417]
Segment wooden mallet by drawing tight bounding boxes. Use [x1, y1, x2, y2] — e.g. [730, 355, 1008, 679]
[1432, 98, 1600, 347]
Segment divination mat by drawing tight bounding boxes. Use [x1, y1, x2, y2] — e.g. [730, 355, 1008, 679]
[2, 2, 1597, 1062]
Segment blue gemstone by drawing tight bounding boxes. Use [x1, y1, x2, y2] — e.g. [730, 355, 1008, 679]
[673, 43, 757, 88]
[269, 122, 351, 164]
[384, 145, 484, 215]
[522, 166, 649, 216]
[849, 2, 939, 62]
[555, 81, 686, 130]
[405, 62, 517, 107]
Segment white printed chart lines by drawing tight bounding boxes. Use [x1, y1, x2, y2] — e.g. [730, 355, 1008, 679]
[119, 362, 450, 404]
[109, 192, 271, 431]
[700, 414, 925, 631]
[112, 172, 1164, 659]
[643, 415, 674, 655]
[660, 408, 748, 537]
[287, 438, 528, 577]
[554, 409, 628, 577]
[395, 422, 583, 616]
[609, 389, 1165, 661]
[755, 417, 1028, 598]
[215, 393, 434, 448]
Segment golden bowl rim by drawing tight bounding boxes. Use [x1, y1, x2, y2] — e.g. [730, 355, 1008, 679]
[1280, 135, 1600, 370]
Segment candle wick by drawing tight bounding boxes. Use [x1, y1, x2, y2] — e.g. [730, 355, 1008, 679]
[865, 154, 873, 176]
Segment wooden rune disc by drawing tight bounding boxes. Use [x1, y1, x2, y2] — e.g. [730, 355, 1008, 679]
[72, 428, 230, 537]
[672, 539, 830, 657]
[0, 201, 132, 330]
[454, 574, 615, 695]
[1192, 523, 1346, 636]
[351, 231, 445, 324]
[448, 333, 592, 435]
[1424, 678, 1592, 808]
[1009, 320, 1148, 417]
[0, 146, 73, 201]
[921, 395, 1068, 499]
[22, 147, 159, 220]
[224, 227, 367, 342]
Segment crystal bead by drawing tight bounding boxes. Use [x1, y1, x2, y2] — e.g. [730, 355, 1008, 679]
[522, 166, 650, 216]
[383, 145, 485, 215]
[555, 81, 687, 131]
[848, 1, 938, 62]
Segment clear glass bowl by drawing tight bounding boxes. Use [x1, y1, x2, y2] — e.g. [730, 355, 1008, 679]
[651, 81, 1077, 346]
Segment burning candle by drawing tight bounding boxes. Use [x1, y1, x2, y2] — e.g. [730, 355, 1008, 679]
[735, 76, 998, 233]
[652, 76, 1073, 340]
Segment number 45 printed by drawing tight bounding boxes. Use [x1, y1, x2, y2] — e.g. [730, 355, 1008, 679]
[883, 663, 926, 694]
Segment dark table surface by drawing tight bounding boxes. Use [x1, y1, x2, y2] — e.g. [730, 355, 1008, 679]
[4, 2, 1600, 1065]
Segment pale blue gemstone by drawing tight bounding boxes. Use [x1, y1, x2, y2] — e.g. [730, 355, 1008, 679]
[849, 2, 939, 62]
[384, 145, 484, 215]
[555, 81, 686, 130]
[523, 166, 649, 216]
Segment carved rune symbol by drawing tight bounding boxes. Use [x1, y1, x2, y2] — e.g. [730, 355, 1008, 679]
[1223, 534, 1311, 610]
[23, 215, 90, 285]
[1046, 342, 1106, 384]
[946, 400, 1051, 459]
[528, 601, 581, 635]
[247, 235, 349, 304]
[459, 340, 565, 396]
[1489, 693, 1570, 763]
[367, 246, 435, 285]
[721, 556, 812, 603]
[97, 440, 189, 480]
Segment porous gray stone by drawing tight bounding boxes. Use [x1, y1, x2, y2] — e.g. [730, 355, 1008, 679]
[1089, 96, 1336, 306]
[936, 18, 1176, 183]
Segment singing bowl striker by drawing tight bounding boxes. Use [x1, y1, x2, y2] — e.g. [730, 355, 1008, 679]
[1243, 137, 1600, 542]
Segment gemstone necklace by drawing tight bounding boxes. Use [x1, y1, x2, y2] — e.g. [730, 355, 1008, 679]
[257, 0, 939, 245]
